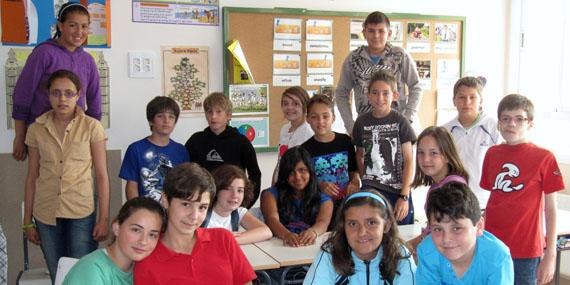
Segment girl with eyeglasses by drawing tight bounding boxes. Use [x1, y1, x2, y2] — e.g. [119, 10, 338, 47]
[11, 2, 102, 162]
[23, 69, 110, 283]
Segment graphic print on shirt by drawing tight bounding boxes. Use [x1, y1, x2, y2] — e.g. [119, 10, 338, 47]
[140, 152, 173, 201]
[492, 163, 524, 192]
[312, 151, 350, 199]
[362, 123, 402, 189]
[207, 149, 223, 162]
[350, 46, 405, 114]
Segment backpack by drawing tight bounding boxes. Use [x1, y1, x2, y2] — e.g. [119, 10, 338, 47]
[201, 209, 240, 231]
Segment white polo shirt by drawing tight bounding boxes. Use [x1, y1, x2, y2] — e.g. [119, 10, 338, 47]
[443, 113, 500, 208]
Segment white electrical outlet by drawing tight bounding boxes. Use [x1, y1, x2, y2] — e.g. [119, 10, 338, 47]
[128, 51, 156, 78]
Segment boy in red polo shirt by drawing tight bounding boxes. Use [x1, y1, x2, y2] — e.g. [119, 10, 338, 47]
[134, 162, 256, 284]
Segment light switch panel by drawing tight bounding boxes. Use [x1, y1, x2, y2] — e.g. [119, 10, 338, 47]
[128, 51, 156, 78]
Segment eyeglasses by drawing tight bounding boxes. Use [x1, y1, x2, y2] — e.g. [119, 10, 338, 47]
[49, 90, 78, 99]
[499, 116, 529, 126]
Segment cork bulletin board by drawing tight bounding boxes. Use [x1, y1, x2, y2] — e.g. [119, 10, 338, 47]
[223, 7, 465, 151]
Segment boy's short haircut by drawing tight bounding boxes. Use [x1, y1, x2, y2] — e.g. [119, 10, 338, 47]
[204, 92, 232, 116]
[146, 96, 181, 123]
[497, 93, 535, 121]
[282, 86, 310, 114]
[163, 162, 216, 206]
[453, 76, 486, 99]
[426, 182, 481, 226]
[307, 94, 335, 114]
[368, 70, 398, 93]
[363, 11, 391, 29]
[47, 69, 82, 92]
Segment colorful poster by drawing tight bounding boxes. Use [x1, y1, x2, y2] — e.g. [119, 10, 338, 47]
[306, 19, 333, 41]
[306, 53, 333, 74]
[434, 23, 458, 54]
[407, 22, 430, 53]
[274, 18, 302, 40]
[132, 0, 219, 26]
[162, 46, 209, 114]
[229, 84, 269, 115]
[1, 0, 111, 47]
[273, 54, 301, 75]
[228, 40, 254, 84]
[229, 117, 270, 147]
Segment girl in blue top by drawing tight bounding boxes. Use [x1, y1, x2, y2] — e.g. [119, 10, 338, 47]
[261, 146, 333, 247]
[304, 190, 416, 284]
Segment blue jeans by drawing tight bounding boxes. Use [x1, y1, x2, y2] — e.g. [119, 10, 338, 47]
[376, 190, 415, 225]
[513, 257, 540, 285]
[35, 212, 97, 283]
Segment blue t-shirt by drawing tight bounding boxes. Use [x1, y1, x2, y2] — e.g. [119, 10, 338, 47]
[305, 246, 416, 285]
[416, 230, 514, 285]
[119, 138, 190, 201]
[266, 187, 331, 233]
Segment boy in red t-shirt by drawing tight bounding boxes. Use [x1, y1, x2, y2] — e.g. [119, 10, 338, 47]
[480, 94, 565, 285]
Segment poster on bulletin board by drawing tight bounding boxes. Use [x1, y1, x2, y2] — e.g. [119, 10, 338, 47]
[229, 117, 270, 147]
[1, 0, 111, 47]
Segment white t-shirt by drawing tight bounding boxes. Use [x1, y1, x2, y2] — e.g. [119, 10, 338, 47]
[443, 113, 500, 208]
[273, 121, 314, 182]
[205, 207, 248, 232]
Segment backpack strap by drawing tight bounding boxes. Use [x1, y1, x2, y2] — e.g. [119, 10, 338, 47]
[231, 209, 240, 232]
[335, 275, 349, 285]
[200, 209, 213, 228]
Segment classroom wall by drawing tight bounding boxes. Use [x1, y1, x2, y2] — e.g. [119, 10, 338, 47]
[1, 0, 569, 283]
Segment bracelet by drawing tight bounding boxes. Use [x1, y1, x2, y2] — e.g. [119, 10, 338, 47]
[22, 223, 35, 231]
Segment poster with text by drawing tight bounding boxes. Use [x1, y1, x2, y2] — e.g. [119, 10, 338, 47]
[434, 23, 458, 53]
[273, 54, 301, 75]
[306, 19, 333, 41]
[162, 46, 209, 114]
[229, 117, 270, 147]
[229, 84, 269, 115]
[407, 22, 430, 52]
[133, 0, 219, 26]
[274, 18, 302, 40]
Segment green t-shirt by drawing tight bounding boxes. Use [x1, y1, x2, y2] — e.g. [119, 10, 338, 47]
[63, 249, 132, 285]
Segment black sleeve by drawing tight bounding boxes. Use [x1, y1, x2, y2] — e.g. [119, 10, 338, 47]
[241, 137, 262, 208]
[343, 134, 358, 173]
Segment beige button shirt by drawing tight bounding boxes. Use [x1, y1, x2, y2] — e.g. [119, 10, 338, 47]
[25, 107, 106, 225]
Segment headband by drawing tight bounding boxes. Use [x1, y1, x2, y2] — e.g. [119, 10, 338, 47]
[345, 192, 388, 208]
[58, 2, 87, 21]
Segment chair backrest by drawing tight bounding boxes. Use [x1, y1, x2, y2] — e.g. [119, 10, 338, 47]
[54, 257, 79, 285]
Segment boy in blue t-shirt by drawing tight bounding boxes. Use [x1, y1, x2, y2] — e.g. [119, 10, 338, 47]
[416, 182, 513, 284]
[119, 96, 190, 202]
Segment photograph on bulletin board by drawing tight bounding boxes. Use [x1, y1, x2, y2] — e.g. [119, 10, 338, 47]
[229, 117, 270, 148]
[407, 22, 431, 53]
[162, 46, 209, 114]
[229, 84, 269, 115]
[416, 60, 432, 89]
[434, 23, 458, 54]
[1, 0, 111, 47]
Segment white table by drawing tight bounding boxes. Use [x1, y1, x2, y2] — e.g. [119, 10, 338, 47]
[398, 223, 423, 242]
[241, 244, 280, 270]
[253, 233, 330, 267]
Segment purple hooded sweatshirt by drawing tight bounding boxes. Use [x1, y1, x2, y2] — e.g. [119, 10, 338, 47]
[12, 39, 101, 125]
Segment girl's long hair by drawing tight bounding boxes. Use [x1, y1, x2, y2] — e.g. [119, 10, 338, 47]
[411, 126, 469, 187]
[275, 146, 321, 226]
[323, 189, 408, 281]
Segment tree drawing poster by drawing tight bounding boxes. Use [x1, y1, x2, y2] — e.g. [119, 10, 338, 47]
[162, 46, 209, 114]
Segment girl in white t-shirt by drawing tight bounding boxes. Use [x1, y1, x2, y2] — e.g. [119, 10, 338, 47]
[273, 86, 314, 184]
[202, 164, 272, 244]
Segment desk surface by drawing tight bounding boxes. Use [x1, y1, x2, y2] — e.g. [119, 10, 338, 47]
[254, 233, 330, 267]
[241, 244, 280, 270]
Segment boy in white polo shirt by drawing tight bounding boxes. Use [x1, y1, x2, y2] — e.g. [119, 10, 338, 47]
[443, 76, 499, 208]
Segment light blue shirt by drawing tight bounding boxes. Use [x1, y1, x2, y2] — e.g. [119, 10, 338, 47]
[304, 245, 416, 285]
[416, 230, 514, 285]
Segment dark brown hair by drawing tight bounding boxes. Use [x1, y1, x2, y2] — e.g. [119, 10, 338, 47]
[146, 96, 181, 131]
[47, 69, 82, 92]
[497, 93, 534, 121]
[426, 182, 481, 226]
[163, 162, 216, 206]
[282, 86, 310, 114]
[53, 2, 90, 39]
[307, 94, 334, 114]
[211, 164, 254, 208]
[363, 11, 391, 29]
[115, 197, 167, 233]
[368, 70, 397, 94]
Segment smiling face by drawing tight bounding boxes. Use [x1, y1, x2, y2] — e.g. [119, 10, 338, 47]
[307, 102, 334, 141]
[113, 209, 162, 262]
[281, 94, 305, 125]
[287, 161, 310, 192]
[363, 22, 392, 55]
[498, 108, 532, 145]
[429, 215, 483, 268]
[151, 111, 176, 137]
[367, 80, 398, 118]
[454, 86, 482, 123]
[417, 135, 449, 183]
[163, 192, 211, 237]
[48, 77, 80, 117]
[214, 178, 245, 213]
[57, 12, 89, 52]
[206, 106, 230, 135]
[344, 204, 388, 261]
